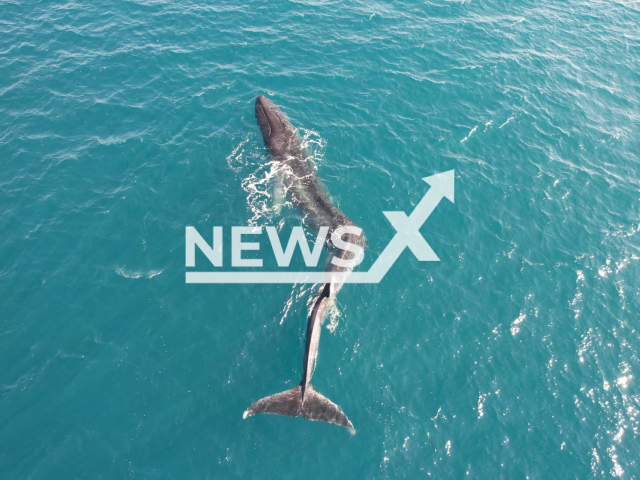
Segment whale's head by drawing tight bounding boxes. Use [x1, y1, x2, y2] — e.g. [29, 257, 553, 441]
[255, 95, 297, 156]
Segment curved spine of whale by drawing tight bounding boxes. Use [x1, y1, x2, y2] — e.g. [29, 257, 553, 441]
[242, 95, 365, 434]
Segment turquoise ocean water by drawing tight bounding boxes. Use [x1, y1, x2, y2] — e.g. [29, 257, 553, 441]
[2, 0, 640, 478]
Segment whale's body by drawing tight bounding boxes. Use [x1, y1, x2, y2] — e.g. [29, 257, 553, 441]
[243, 95, 364, 434]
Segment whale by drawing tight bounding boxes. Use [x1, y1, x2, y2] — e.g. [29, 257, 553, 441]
[242, 95, 365, 434]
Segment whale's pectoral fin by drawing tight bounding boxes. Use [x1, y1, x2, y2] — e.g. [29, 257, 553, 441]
[272, 172, 285, 214]
[268, 162, 287, 214]
[243, 384, 355, 435]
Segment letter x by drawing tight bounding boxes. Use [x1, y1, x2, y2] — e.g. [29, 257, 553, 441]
[382, 211, 439, 261]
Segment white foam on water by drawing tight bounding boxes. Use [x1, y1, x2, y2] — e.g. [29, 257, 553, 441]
[115, 268, 163, 279]
[460, 125, 478, 143]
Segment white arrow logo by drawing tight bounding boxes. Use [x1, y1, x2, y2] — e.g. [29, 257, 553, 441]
[186, 170, 455, 284]
[359, 169, 455, 282]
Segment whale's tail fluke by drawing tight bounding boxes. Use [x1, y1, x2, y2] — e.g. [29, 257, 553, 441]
[243, 384, 355, 434]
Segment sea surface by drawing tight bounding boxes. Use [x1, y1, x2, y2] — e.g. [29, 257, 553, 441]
[2, 0, 640, 478]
